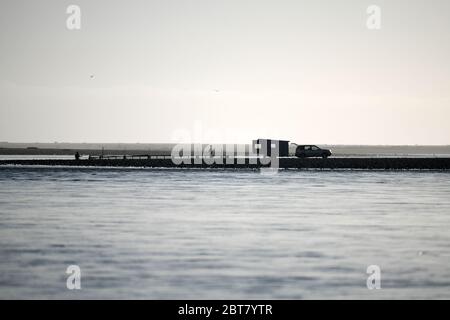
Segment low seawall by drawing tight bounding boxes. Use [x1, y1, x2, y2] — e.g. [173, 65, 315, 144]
[1, 158, 450, 170]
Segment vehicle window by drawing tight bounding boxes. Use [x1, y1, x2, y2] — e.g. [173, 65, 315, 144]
[312, 146, 318, 150]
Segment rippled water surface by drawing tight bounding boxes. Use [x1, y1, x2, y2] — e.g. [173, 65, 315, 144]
[0, 167, 449, 299]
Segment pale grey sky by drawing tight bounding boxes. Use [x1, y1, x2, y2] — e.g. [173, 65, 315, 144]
[0, 0, 449, 144]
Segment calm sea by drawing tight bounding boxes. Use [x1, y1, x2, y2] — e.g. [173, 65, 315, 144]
[0, 166, 449, 299]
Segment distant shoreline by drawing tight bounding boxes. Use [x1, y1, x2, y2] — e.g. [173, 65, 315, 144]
[1, 143, 450, 158]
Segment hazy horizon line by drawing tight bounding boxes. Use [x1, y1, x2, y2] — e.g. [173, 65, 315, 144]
[2, 141, 450, 147]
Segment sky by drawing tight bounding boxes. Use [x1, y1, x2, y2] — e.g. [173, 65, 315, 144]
[0, 0, 449, 144]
